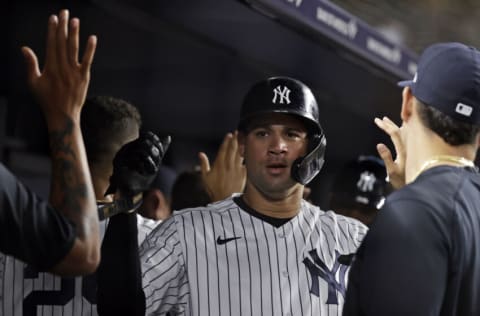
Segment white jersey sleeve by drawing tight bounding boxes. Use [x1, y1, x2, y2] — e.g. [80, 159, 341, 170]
[140, 216, 189, 315]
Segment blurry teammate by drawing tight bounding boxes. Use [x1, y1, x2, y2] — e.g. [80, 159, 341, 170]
[97, 76, 367, 315]
[329, 155, 389, 226]
[0, 9, 99, 276]
[344, 42, 480, 315]
[170, 169, 211, 210]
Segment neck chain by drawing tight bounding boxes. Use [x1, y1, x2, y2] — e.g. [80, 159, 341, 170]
[414, 155, 475, 180]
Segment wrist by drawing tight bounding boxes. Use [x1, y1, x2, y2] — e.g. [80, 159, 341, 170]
[43, 108, 81, 130]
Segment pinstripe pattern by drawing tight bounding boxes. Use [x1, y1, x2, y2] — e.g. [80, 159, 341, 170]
[0, 214, 158, 316]
[140, 196, 367, 315]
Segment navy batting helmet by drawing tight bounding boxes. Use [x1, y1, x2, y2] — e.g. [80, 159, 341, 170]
[238, 76, 326, 185]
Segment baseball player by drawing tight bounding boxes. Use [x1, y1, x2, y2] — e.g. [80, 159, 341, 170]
[0, 9, 99, 276]
[329, 155, 390, 226]
[0, 11, 168, 314]
[97, 77, 368, 315]
[343, 43, 480, 315]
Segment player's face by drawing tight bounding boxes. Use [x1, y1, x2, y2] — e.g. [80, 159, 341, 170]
[240, 113, 308, 198]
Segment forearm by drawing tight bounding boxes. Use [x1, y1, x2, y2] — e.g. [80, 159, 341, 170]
[97, 213, 145, 315]
[48, 117, 99, 273]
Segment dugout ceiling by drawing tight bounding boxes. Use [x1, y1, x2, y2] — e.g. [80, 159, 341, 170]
[3, 0, 418, 204]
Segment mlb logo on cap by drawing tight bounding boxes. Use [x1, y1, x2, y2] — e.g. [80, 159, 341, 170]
[456, 103, 473, 117]
[398, 42, 480, 125]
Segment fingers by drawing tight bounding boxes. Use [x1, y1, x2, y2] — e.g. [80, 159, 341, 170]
[56, 10, 69, 72]
[45, 9, 96, 76]
[226, 132, 239, 168]
[159, 135, 171, 157]
[374, 117, 405, 161]
[44, 14, 59, 69]
[198, 152, 211, 176]
[214, 133, 232, 169]
[233, 131, 243, 166]
[21, 47, 41, 85]
[80, 35, 97, 76]
[68, 18, 80, 66]
[376, 143, 395, 172]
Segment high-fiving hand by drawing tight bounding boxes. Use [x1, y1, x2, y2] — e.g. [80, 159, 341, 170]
[374, 116, 406, 189]
[199, 131, 246, 202]
[22, 9, 97, 126]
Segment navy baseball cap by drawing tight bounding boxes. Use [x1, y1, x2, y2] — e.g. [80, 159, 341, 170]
[331, 156, 389, 210]
[398, 42, 480, 125]
[149, 165, 177, 197]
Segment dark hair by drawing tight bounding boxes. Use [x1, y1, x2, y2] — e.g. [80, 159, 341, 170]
[81, 96, 141, 164]
[170, 170, 211, 211]
[416, 100, 480, 146]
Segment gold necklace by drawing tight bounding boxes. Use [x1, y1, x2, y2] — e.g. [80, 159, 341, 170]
[414, 155, 475, 180]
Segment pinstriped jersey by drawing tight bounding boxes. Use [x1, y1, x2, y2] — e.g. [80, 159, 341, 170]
[140, 196, 367, 315]
[0, 214, 158, 316]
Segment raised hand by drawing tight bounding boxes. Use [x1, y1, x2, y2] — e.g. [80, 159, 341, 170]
[199, 131, 246, 202]
[22, 9, 97, 127]
[21, 10, 100, 275]
[374, 116, 406, 189]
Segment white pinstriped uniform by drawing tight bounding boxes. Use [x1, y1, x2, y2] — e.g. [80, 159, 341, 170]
[141, 196, 367, 315]
[0, 214, 158, 316]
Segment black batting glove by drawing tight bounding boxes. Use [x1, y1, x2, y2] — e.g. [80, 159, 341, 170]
[104, 131, 171, 197]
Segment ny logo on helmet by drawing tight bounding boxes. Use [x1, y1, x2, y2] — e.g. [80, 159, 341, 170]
[272, 85, 291, 104]
[356, 171, 376, 192]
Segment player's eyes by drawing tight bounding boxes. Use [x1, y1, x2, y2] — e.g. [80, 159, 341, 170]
[286, 130, 304, 139]
[254, 130, 269, 137]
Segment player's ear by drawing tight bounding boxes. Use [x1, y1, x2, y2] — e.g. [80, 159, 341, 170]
[139, 189, 168, 220]
[237, 131, 246, 158]
[400, 86, 414, 122]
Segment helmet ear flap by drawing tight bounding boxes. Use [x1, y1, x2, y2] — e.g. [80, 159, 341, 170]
[291, 134, 326, 185]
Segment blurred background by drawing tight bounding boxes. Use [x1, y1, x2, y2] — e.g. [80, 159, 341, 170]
[2, 0, 478, 207]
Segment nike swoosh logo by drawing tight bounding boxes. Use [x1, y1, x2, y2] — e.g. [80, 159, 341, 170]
[216, 236, 242, 245]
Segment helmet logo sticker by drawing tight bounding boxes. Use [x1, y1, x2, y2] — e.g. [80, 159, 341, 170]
[272, 85, 291, 104]
[356, 171, 376, 192]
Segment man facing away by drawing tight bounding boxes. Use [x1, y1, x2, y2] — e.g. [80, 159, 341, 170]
[344, 42, 480, 316]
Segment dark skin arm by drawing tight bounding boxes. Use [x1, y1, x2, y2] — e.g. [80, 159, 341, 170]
[22, 9, 99, 275]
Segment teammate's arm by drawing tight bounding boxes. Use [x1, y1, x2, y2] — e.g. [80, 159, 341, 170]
[343, 199, 448, 315]
[22, 10, 99, 275]
[97, 131, 168, 315]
